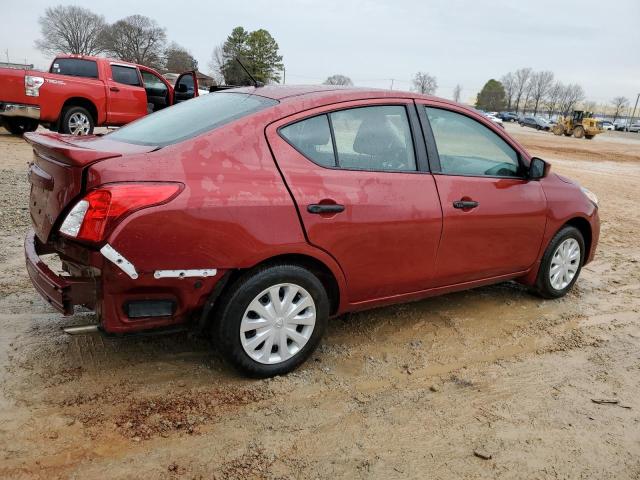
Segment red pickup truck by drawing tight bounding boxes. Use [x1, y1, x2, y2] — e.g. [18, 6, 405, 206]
[0, 55, 198, 135]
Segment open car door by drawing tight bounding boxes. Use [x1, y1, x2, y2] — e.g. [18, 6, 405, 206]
[173, 71, 199, 104]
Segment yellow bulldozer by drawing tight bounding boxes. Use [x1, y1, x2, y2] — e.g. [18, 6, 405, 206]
[551, 111, 603, 139]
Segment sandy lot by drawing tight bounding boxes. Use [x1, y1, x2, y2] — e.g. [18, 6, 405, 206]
[0, 123, 639, 479]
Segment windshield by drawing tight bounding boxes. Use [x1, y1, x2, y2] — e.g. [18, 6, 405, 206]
[108, 92, 278, 146]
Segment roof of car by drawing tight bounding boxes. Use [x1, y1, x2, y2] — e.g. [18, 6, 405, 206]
[228, 84, 434, 102]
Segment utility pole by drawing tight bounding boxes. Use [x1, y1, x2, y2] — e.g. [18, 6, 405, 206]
[628, 93, 639, 131]
[390, 78, 394, 90]
[282, 66, 286, 85]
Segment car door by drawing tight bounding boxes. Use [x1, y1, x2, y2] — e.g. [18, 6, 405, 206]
[173, 72, 199, 104]
[140, 69, 170, 112]
[416, 102, 547, 286]
[266, 100, 442, 304]
[106, 63, 147, 125]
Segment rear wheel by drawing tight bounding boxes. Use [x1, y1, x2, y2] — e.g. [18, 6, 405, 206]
[573, 125, 585, 138]
[2, 117, 38, 135]
[211, 264, 329, 377]
[552, 124, 564, 136]
[60, 106, 94, 135]
[534, 226, 585, 299]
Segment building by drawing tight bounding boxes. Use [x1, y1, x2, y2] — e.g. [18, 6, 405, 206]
[0, 62, 34, 70]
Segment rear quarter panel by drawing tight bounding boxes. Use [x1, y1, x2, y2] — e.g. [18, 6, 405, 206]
[36, 72, 108, 124]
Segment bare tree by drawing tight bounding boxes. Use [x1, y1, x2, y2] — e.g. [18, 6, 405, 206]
[164, 42, 197, 72]
[583, 101, 598, 114]
[559, 84, 585, 115]
[412, 72, 437, 95]
[529, 71, 554, 116]
[101, 15, 167, 70]
[323, 74, 353, 86]
[35, 5, 106, 56]
[611, 96, 629, 122]
[500, 73, 515, 111]
[512, 68, 532, 114]
[544, 81, 564, 117]
[452, 84, 462, 103]
[208, 45, 225, 84]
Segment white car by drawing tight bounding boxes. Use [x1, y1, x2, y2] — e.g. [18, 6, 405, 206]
[484, 113, 504, 128]
[600, 121, 614, 131]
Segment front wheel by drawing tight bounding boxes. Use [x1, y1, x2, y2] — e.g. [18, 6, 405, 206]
[211, 264, 329, 377]
[534, 226, 585, 299]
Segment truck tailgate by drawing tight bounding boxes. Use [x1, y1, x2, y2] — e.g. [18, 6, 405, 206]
[0, 68, 32, 105]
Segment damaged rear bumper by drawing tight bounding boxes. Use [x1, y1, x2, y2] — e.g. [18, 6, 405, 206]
[24, 229, 97, 315]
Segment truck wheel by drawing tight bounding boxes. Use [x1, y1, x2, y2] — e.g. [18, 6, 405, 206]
[552, 125, 563, 136]
[573, 126, 585, 138]
[60, 106, 94, 135]
[2, 117, 38, 135]
[534, 226, 584, 299]
[585, 134, 594, 140]
[211, 264, 329, 377]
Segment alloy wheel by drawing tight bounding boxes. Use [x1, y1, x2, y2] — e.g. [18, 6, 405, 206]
[68, 112, 91, 135]
[549, 238, 580, 290]
[240, 283, 316, 364]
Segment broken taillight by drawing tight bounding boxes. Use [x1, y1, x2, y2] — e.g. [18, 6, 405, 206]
[59, 183, 182, 243]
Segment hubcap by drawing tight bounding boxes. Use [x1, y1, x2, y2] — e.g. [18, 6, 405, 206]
[549, 238, 580, 290]
[68, 112, 91, 135]
[240, 283, 316, 365]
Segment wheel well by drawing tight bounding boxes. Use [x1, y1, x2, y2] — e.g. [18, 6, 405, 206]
[565, 217, 592, 259]
[61, 98, 97, 124]
[225, 254, 341, 315]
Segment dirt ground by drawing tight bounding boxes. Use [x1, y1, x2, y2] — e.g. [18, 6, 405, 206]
[0, 123, 639, 479]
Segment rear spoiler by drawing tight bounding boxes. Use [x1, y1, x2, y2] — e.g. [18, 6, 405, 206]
[23, 132, 122, 167]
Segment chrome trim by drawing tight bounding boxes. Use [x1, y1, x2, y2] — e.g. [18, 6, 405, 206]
[63, 325, 99, 335]
[0, 103, 40, 119]
[154, 269, 217, 279]
[100, 244, 138, 279]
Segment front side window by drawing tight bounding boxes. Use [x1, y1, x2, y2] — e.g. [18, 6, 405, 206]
[176, 74, 194, 93]
[425, 107, 521, 177]
[111, 65, 141, 86]
[141, 71, 168, 92]
[108, 92, 278, 146]
[280, 105, 417, 172]
[50, 58, 98, 79]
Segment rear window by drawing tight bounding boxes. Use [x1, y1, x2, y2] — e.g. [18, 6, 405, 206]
[108, 92, 278, 146]
[50, 58, 98, 79]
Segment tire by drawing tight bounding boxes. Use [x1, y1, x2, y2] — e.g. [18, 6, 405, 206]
[534, 226, 585, 299]
[536, 125, 541, 130]
[2, 117, 38, 135]
[211, 264, 329, 377]
[573, 126, 585, 139]
[585, 134, 594, 140]
[60, 106, 94, 135]
[552, 125, 564, 136]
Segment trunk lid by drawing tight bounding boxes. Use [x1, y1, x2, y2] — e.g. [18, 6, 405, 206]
[24, 132, 157, 242]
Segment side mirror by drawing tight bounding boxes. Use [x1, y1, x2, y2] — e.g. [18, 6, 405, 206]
[529, 157, 550, 180]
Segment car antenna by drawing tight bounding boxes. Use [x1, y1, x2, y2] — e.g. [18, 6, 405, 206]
[235, 57, 264, 88]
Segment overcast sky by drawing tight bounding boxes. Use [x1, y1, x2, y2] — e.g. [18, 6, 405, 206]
[2, 0, 638, 104]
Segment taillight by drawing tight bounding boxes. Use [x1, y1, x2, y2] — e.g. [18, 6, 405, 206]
[59, 183, 182, 243]
[25, 75, 45, 97]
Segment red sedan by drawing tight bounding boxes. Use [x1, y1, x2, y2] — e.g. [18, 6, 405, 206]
[24, 86, 600, 376]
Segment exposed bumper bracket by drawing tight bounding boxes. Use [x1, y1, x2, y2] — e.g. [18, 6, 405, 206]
[0, 103, 41, 119]
[100, 244, 138, 279]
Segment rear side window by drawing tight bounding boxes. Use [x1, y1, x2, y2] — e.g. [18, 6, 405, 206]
[279, 105, 417, 172]
[111, 65, 141, 86]
[280, 115, 335, 167]
[50, 58, 98, 78]
[108, 92, 278, 146]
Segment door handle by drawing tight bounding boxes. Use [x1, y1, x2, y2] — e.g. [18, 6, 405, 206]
[110, 86, 120, 92]
[453, 200, 479, 209]
[307, 204, 345, 214]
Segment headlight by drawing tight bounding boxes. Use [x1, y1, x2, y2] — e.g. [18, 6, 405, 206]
[581, 186, 598, 206]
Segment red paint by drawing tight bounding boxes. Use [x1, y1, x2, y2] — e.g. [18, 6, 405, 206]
[24, 86, 600, 334]
[1, 54, 197, 128]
